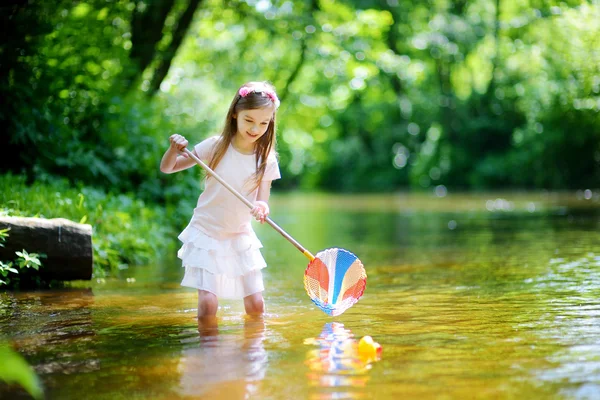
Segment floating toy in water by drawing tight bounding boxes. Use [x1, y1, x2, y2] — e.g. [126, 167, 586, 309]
[358, 336, 382, 360]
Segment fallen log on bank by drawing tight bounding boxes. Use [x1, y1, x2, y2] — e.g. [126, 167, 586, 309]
[0, 216, 93, 282]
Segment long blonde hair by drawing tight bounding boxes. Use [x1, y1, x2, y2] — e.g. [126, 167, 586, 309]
[208, 81, 278, 192]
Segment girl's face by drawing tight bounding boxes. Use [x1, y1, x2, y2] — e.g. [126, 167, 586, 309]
[234, 107, 274, 151]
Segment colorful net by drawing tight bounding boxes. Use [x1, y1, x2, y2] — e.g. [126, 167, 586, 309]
[304, 248, 367, 316]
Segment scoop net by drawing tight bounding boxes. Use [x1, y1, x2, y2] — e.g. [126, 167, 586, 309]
[183, 149, 367, 316]
[304, 248, 367, 317]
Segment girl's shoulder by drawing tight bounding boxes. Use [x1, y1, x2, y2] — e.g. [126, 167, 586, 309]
[266, 148, 279, 163]
[194, 135, 221, 158]
[199, 135, 221, 146]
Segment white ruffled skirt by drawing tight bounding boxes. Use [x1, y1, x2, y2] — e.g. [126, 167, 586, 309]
[177, 224, 266, 299]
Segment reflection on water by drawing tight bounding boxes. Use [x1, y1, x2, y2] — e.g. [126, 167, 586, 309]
[0, 289, 100, 399]
[178, 316, 268, 399]
[1, 192, 600, 399]
[0, 289, 98, 374]
[304, 322, 374, 399]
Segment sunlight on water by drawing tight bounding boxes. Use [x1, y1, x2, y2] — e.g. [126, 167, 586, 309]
[1, 192, 599, 399]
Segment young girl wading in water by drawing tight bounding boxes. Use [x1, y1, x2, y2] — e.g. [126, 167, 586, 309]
[160, 81, 281, 318]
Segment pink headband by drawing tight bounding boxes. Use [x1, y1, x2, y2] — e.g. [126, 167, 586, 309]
[238, 86, 280, 109]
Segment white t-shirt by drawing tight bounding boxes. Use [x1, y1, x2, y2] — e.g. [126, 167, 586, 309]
[189, 136, 281, 238]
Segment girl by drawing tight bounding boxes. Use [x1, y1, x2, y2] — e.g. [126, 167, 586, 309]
[160, 81, 281, 318]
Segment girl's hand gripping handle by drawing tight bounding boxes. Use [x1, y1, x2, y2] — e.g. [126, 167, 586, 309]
[169, 134, 189, 157]
[251, 201, 270, 224]
[183, 148, 315, 261]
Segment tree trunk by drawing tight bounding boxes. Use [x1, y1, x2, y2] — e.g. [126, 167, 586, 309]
[278, 0, 319, 103]
[0, 217, 93, 282]
[124, 0, 175, 90]
[148, 0, 202, 96]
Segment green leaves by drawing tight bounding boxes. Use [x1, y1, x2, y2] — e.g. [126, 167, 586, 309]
[0, 261, 18, 286]
[0, 247, 45, 287]
[0, 228, 9, 248]
[15, 250, 44, 271]
[0, 343, 43, 400]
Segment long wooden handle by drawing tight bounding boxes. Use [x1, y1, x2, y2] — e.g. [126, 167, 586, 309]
[183, 148, 315, 261]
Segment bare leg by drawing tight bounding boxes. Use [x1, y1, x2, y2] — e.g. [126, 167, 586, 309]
[244, 292, 264, 316]
[243, 314, 265, 340]
[198, 290, 218, 318]
[242, 314, 266, 352]
[197, 315, 218, 337]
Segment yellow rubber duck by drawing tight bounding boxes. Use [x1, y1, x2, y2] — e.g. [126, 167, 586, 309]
[358, 335, 382, 361]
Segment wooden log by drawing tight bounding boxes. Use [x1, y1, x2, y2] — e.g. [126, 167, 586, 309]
[0, 216, 93, 281]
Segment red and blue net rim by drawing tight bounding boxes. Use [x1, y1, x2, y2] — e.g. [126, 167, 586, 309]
[304, 248, 367, 316]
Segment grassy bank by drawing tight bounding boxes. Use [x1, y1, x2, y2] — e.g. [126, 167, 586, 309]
[0, 174, 185, 279]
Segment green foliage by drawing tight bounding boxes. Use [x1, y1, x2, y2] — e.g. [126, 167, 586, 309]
[0, 228, 8, 247]
[0, 227, 48, 288]
[0, 229, 17, 286]
[0, 342, 43, 399]
[14, 250, 44, 271]
[1, 0, 599, 202]
[0, 261, 18, 287]
[0, 254, 46, 288]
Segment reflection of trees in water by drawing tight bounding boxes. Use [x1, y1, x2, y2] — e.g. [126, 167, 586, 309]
[304, 322, 371, 399]
[0, 289, 98, 398]
[178, 316, 268, 399]
[33, 289, 98, 375]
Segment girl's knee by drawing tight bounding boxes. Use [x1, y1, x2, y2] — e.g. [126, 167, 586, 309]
[198, 290, 218, 316]
[244, 293, 264, 315]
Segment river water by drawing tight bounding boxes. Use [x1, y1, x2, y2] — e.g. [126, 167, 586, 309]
[1, 192, 599, 399]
